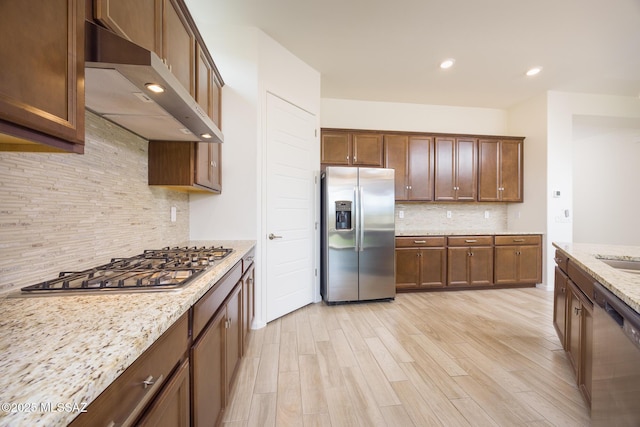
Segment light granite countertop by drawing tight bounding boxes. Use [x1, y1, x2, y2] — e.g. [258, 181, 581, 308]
[396, 230, 544, 237]
[553, 242, 640, 314]
[0, 240, 256, 427]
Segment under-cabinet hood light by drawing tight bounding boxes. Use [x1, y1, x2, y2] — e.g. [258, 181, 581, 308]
[145, 83, 165, 93]
[200, 133, 212, 139]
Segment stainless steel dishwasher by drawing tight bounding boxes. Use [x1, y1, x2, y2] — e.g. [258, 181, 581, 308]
[592, 281, 640, 426]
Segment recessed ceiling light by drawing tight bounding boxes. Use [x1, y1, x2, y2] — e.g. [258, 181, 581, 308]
[526, 67, 542, 77]
[440, 59, 455, 69]
[145, 83, 165, 93]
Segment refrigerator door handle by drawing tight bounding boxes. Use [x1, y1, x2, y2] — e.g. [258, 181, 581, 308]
[359, 186, 365, 252]
[354, 186, 359, 252]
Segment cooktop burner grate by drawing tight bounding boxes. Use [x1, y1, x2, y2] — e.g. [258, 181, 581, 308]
[20, 246, 233, 294]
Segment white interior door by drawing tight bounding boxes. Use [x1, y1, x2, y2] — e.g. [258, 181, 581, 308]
[265, 93, 317, 322]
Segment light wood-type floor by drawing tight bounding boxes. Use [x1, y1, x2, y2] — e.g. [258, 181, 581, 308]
[222, 288, 591, 426]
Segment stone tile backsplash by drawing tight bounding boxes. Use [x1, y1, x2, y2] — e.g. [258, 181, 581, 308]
[0, 112, 190, 292]
[395, 202, 508, 234]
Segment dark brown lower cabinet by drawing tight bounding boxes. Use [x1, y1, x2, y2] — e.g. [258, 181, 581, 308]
[137, 359, 190, 427]
[241, 261, 255, 354]
[447, 236, 494, 287]
[567, 279, 593, 406]
[395, 237, 446, 290]
[190, 261, 243, 427]
[553, 267, 569, 349]
[554, 252, 593, 408]
[192, 307, 226, 426]
[224, 285, 242, 399]
[494, 235, 542, 285]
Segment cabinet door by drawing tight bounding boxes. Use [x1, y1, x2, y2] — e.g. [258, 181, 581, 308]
[209, 142, 222, 192]
[137, 359, 190, 427]
[162, 0, 194, 95]
[478, 139, 500, 201]
[553, 268, 568, 349]
[384, 135, 408, 200]
[566, 281, 581, 379]
[500, 139, 522, 202]
[395, 249, 420, 289]
[225, 285, 242, 400]
[94, 0, 161, 53]
[195, 142, 212, 188]
[447, 247, 470, 286]
[455, 138, 477, 201]
[408, 136, 434, 201]
[434, 137, 456, 201]
[581, 305, 593, 406]
[518, 244, 541, 283]
[494, 246, 518, 285]
[468, 246, 493, 286]
[352, 133, 383, 166]
[420, 248, 446, 288]
[191, 308, 226, 427]
[0, 0, 84, 150]
[194, 143, 221, 192]
[195, 42, 213, 119]
[321, 132, 351, 165]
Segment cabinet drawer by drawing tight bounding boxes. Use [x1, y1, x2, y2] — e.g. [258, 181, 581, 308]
[554, 250, 569, 273]
[396, 236, 445, 247]
[70, 313, 189, 427]
[192, 261, 242, 340]
[568, 261, 596, 305]
[447, 236, 493, 246]
[495, 235, 541, 246]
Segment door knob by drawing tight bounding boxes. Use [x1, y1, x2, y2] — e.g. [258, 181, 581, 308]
[269, 233, 282, 240]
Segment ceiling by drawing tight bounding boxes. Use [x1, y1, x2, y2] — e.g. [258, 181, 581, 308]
[187, 0, 640, 109]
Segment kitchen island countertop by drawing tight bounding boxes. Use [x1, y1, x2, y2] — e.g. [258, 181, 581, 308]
[553, 242, 640, 314]
[0, 240, 255, 427]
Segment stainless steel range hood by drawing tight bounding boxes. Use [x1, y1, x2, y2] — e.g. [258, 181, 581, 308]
[84, 21, 223, 143]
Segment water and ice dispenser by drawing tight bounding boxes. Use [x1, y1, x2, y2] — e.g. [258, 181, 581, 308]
[335, 201, 352, 230]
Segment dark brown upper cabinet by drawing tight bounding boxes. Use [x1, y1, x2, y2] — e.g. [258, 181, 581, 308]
[321, 130, 384, 168]
[434, 137, 477, 201]
[384, 134, 434, 201]
[478, 138, 523, 202]
[0, 0, 85, 153]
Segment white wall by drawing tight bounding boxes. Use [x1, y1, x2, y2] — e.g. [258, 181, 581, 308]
[321, 98, 508, 135]
[536, 92, 640, 287]
[573, 116, 640, 245]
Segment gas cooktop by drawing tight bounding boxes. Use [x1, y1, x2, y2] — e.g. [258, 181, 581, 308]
[20, 246, 233, 294]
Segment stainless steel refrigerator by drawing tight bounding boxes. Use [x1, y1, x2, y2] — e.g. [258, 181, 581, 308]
[321, 166, 396, 303]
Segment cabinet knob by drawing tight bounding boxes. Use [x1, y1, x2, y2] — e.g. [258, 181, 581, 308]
[346, 155, 349, 160]
[574, 307, 582, 316]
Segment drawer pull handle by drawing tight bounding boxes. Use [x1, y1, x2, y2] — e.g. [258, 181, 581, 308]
[413, 240, 427, 244]
[465, 239, 477, 243]
[117, 373, 164, 427]
[513, 238, 525, 242]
